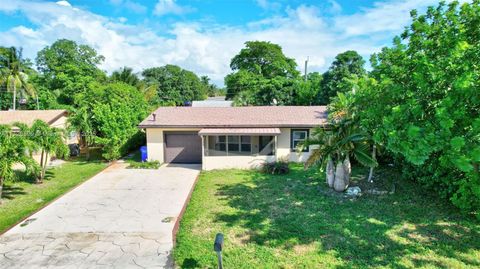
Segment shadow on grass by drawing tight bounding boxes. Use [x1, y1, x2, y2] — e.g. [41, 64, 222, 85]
[1, 185, 27, 200]
[214, 166, 480, 268]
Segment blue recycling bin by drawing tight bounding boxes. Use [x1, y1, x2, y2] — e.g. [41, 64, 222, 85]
[140, 146, 148, 162]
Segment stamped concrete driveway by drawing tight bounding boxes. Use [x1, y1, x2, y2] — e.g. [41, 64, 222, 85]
[0, 162, 200, 269]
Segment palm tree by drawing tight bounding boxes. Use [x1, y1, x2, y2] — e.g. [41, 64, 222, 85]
[29, 120, 69, 183]
[110, 66, 140, 86]
[0, 47, 37, 110]
[0, 124, 38, 202]
[302, 119, 377, 191]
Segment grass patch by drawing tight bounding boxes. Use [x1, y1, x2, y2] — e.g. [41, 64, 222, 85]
[0, 159, 107, 234]
[174, 164, 480, 268]
[125, 150, 161, 169]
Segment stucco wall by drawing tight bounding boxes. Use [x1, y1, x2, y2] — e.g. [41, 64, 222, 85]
[276, 127, 314, 162]
[50, 115, 79, 144]
[203, 155, 276, 170]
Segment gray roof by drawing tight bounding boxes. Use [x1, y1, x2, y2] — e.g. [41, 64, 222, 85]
[139, 106, 328, 128]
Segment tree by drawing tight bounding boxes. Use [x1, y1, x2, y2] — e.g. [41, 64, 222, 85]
[35, 39, 105, 106]
[29, 120, 69, 183]
[230, 41, 299, 79]
[110, 66, 140, 87]
[74, 82, 149, 160]
[200, 76, 220, 97]
[355, 1, 480, 216]
[225, 41, 301, 105]
[303, 118, 377, 192]
[0, 124, 37, 202]
[142, 65, 207, 105]
[0, 47, 37, 110]
[318, 50, 366, 105]
[293, 72, 322, 105]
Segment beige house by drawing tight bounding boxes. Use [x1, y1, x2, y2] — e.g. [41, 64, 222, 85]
[0, 109, 78, 164]
[138, 106, 328, 170]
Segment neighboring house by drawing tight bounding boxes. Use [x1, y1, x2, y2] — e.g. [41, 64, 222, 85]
[191, 96, 233, 107]
[0, 109, 78, 164]
[138, 106, 327, 170]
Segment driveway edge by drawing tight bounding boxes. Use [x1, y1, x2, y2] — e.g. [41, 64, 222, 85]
[0, 160, 115, 236]
[172, 172, 200, 246]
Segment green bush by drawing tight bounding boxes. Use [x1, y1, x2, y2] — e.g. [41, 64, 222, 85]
[261, 159, 290, 175]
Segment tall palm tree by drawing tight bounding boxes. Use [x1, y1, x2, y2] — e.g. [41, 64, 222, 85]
[110, 66, 140, 87]
[0, 47, 37, 110]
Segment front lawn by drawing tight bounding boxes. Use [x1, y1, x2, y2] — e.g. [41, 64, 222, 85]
[0, 159, 108, 234]
[174, 164, 480, 268]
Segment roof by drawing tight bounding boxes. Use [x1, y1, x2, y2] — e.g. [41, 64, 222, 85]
[191, 100, 233, 107]
[139, 106, 327, 128]
[0, 109, 68, 126]
[198, 128, 281, 135]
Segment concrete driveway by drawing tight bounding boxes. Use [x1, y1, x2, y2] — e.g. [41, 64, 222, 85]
[0, 162, 200, 269]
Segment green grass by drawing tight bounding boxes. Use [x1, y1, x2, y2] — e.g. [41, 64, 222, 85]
[0, 159, 108, 234]
[125, 150, 161, 169]
[174, 164, 480, 269]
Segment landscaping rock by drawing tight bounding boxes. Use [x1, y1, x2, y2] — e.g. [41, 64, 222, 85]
[345, 186, 362, 197]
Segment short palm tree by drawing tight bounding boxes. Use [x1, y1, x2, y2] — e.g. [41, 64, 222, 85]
[0, 47, 37, 110]
[302, 118, 377, 192]
[29, 120, 69, 183]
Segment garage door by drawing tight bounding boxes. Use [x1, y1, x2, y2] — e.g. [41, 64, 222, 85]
[164, 132, 202, 163]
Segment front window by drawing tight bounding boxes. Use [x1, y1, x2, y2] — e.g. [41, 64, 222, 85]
[291, 129, 309, 152]
[205, 135, 275, 156]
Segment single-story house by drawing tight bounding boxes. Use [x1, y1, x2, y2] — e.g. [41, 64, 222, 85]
[191, 96, 233, 107]
[138, 106, 327, 170]
[0, 109, 78, 164]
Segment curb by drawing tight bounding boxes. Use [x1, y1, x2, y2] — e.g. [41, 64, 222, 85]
[0, 160, 116, 236]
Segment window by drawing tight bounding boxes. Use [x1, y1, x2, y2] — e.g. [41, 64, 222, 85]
[259, 136, 275, 156]
[291, 129, 309, 152]
[206, 135, 252, 156]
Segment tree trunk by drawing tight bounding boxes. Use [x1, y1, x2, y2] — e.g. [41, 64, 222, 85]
[38, 149, 44, 184]
[41, 152, 49, 183]
[343, 156, 351, 187]
[0, 177, 3, 203]
[367, 145, 376, 183]
[333, 161, 347, 192]
[12, 84, 16, 111]
[326, 159, 335, 187]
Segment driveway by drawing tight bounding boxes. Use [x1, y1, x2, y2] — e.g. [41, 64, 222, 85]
[0, 162, 200, 268]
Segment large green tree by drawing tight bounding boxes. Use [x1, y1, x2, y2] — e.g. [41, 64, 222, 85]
[35, 39, 106, 107]
[0, 47, 37, 110]
[110, 66, 140, 87]
[225, 41, 301, 105]
[355, 1, 480, 216]
[73, 82, 149, 160]
[318, 50, 366, 105]
[142, 65, 207, 105]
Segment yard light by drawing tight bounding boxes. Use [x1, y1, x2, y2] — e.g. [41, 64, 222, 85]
[214, 233, 224, 269]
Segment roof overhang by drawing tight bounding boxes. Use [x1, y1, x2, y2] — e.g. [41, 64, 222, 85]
[198, 128, 281, 136]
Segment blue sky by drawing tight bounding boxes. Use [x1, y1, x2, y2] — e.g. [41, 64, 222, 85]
[0, 0, 456, 85]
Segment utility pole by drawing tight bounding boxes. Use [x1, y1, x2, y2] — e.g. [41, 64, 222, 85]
[304, 56, 309, 82]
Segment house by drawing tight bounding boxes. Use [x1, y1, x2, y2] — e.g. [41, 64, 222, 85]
[0, 109, 78, 164]
[191, 96, 233, 107]
[138, 106, 328, 170]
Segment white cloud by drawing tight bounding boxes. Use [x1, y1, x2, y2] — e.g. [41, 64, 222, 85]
[154, 0, 194, 16]
[0, 0, 459, 85]
[56, 1, 71, 7]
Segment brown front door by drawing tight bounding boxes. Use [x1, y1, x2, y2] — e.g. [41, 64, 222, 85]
[164, 132, 202, 163]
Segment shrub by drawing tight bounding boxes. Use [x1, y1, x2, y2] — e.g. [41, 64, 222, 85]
[261, 159, 290, 175]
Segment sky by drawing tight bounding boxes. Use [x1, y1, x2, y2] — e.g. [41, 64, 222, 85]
[0, 0, 456, 85]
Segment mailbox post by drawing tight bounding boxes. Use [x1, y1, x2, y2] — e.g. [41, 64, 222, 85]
[214, 233, 224, 269]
